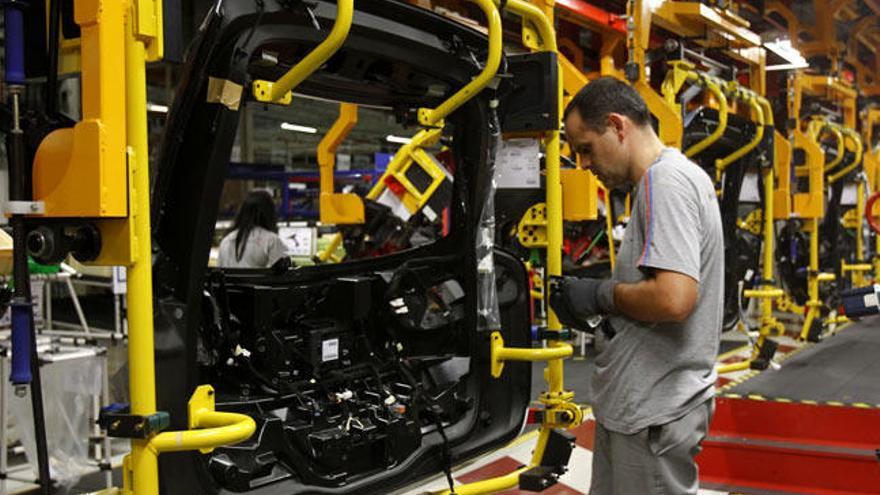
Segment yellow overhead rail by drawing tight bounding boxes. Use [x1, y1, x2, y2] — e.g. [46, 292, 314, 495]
[661, 62, 729, 158]
[253, 0, 353, 104]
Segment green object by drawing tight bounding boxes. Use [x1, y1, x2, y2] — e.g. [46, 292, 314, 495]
[28, 257, 61, 274]
[146, 411, 171, 434]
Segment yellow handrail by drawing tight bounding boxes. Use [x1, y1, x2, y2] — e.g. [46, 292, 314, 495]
[685, 74, 729, 157]
[807, 118, 845, 173]
[148, 386, 256, 455]
[506, 0, 557, 52]
[828, 127, 864, 184]
[490, 331, 573, 378]
[258, 0, 353, 102]
[418, 0, 502, 126]
[715, 88, 764, 182]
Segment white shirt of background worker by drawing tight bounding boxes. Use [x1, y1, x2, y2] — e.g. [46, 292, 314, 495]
[549, 77, 724, 495]
[217, 190, 289, 269]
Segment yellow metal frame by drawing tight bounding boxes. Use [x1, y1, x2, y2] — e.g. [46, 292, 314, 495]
[32, 0, 128, 218]
[319, 0, 502, 263]
[714, 85, 763, 184]
[716, 82, 785, 374]
[437, 2, 584, 493]
[253, 0, 353, 104]
[28, 1, 258, 493]
[317, 103, 363, 224]
[862, 107, 880, 279]
[660, 62, 729, 158]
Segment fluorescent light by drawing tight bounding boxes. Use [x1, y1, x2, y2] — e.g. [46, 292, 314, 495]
[281, 122, 317, 134]
[764, 39, 808, 70]
[386, 135, 412, 144]
[146, 103, 169, 113]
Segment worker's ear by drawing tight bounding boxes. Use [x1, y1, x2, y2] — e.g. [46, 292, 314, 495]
[606, 113, 626, 142]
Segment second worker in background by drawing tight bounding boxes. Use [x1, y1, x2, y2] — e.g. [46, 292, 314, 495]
[550, 77, 724, 495]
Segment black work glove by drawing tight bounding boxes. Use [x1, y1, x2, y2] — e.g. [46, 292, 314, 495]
[547, 276, 616, 332]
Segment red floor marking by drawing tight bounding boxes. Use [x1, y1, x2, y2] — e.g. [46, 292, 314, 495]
[776, 344, 796, 354]
[571, 419, 596, 451]
[716, 376, 732, 388]
[721, 355, 747, 364]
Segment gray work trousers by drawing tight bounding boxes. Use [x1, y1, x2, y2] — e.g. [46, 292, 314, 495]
[589, 398, 715, 495]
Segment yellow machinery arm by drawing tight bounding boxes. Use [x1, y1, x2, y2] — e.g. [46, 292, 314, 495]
[317, 103, 363, 224]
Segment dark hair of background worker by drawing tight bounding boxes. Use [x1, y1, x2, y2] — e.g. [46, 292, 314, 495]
[217, 190, 291, 270]
[552, 76, 724, 495]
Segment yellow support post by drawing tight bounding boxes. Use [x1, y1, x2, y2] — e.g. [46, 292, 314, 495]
[124, 2, 160, 491]
[124, 2, 255, 493]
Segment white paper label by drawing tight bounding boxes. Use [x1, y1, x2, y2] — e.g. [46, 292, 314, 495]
[495, 139, 540, 189]
[322, 339, 339, 362]
[864, 292, 879, 309]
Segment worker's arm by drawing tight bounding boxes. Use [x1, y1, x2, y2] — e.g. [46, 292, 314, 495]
[613, 269, 698, 323]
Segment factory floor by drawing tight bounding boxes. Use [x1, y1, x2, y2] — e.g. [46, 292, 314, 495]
[396, 313, 863, 495]
[23, 299, 874, 494]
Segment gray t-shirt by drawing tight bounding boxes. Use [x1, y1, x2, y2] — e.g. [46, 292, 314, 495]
[592, 147, 724, 434]
[217, 226, 288, 268]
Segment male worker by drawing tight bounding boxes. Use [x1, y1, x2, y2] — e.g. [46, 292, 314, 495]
[550, 77, 724, 494]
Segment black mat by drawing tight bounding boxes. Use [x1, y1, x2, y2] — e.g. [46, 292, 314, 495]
[727, 316, 880, 404]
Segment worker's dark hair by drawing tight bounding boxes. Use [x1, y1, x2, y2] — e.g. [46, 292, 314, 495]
[563, 77, 650, 131]
[232, 190, 279, 261]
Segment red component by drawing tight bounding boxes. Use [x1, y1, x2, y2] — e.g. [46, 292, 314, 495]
[555, 0, 627, 34]
[697, 397, 880, 494]
[384, 175, 406, 196]
[867, 191, 880, 234]
[526, 407, 543, 424]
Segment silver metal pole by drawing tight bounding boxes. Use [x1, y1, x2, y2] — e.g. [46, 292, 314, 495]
[44, 281, 52, 331]
[64, 277, 90, 335]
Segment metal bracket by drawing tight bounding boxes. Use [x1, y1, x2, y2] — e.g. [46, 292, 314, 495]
[6, 201, 45, 215]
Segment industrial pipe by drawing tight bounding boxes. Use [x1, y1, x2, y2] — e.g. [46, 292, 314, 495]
[684, 75, 729, 158]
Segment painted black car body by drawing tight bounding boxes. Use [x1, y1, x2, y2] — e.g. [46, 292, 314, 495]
[150, 0, 532, 493]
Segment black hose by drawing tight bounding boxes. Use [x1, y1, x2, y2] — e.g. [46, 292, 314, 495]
[7, 114, 52, 494]
[45, 0, 61, 115]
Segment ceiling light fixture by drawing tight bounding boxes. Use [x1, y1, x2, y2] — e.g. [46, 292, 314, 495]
[386, 135, 412, 144]
[281, 122, 318, 134]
